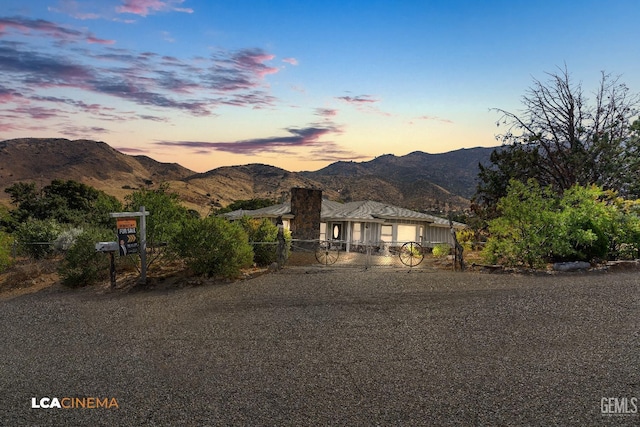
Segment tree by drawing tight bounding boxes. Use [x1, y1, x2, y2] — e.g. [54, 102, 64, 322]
[172, 216, 253, 278]
[4, 180, 122, 228]
[473, 145, 544, 220]
[212, 198, 276, 215]
[124, 184, 191, 271]
[476, 67, 640, 216]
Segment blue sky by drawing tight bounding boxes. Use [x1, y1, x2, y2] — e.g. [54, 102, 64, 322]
[1, 0, 639, 172]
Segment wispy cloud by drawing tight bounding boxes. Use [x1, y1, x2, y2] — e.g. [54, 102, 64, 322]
[61, 124, 110, 137]
[315, 108, 338, 118]
[114, 146, 151, 154]
[336, 93, 392, 117]
[306, 144, 370, 162]
[0, 34, 283, 122]
[336, 94, 379, 104]
[206, 48, 279, 91]
[411, 115, 453, 124]
[282, 57, 298, 66]
[155, 124, 342, 155]
[49, 1, 102, 20]
[0, 16, 114, 44]
[116, 0, 193, 17]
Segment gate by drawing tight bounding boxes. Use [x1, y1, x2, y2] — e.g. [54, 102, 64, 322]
[287, 239, 439, 269]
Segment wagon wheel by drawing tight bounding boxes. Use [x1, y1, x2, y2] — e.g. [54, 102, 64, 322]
[399, 241, 424, 267]
[315, 241, 340, 265]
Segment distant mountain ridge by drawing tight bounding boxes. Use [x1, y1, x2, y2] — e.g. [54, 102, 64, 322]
[0, 138, 496, 214]
[303, 147, 493, 200]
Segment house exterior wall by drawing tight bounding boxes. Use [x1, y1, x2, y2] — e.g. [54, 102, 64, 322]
[318, 220, 457, 252]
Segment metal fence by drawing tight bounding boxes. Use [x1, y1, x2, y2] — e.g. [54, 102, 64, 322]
[282, 239, 447, 269]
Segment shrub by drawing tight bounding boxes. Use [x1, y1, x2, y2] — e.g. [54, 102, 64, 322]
[173, 217, 253, 278]
[432, 243, 451, 257]
[14, 219, 62, 259]
[58, 227, 115, 288]
[0, 231, 13, 273]
[483, 180, 629, 267]
[455, 229, 474, 251]
[238, 217, 291, 266]
[54, 227, 84, 251]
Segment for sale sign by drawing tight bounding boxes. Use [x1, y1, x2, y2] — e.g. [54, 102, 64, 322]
[117, 218, 138, 256]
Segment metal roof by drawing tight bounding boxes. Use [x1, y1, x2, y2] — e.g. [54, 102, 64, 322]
[221, 199, 465, 228]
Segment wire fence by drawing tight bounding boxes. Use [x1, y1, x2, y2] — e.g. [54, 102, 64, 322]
[9, 238, 465, 271]
[279, 238, 457, 269]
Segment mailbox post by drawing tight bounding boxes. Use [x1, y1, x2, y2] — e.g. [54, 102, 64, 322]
[95, 241, 118, 290]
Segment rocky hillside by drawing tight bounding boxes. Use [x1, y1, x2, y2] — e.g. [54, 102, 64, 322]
[0, 138, 496, 214]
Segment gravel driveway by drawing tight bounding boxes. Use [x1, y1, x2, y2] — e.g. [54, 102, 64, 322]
[1, 268, 638, 426]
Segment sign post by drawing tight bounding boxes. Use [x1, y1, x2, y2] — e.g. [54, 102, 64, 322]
[109, 207, 150, 284]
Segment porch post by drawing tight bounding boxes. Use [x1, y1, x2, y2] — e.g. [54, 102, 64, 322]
[345, 220, 351, 253]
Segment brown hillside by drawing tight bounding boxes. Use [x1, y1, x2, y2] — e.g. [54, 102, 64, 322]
[184, 164, 340, 210]
[0, 138, 195, 208]
[0, 138, 489, 214]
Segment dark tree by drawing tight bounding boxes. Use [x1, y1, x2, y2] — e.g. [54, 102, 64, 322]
[475, 67, 640, 218]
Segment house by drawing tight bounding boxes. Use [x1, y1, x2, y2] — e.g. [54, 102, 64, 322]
[221, 198, 466, 252]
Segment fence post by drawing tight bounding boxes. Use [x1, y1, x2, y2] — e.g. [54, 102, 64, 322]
[449, 216, 465, 271]
[276, 216, 286, 269]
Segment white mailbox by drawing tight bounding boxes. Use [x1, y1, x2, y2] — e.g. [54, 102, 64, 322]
[95, 241, 118, 252]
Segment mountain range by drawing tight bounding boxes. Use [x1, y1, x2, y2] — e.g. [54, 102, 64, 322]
[0, 138, 496, 215]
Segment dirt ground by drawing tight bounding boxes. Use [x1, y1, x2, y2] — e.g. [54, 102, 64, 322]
[1, 264, 638, 426]
[0, 250, 488, 300]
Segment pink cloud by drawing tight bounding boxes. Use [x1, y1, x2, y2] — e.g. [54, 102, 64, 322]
[155, 124, 342, 155]
[116, 0, 193, 16]
[414, 115, 453, 124]
[282, 57, 298, 66]
[49, 1, 101, 20]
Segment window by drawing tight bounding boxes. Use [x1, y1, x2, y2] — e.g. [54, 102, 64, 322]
[333, 224, 341, 239]
[381, 225, 393, 243]
[319, 222, 326, 241]
[352, 223, 361, 242]
[397, 225, 417, 243]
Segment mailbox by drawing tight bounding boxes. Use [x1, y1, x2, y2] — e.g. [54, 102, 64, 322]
[95, 241, 118, 252]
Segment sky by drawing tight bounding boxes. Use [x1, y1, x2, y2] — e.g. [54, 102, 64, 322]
[1, 1, 639, 173]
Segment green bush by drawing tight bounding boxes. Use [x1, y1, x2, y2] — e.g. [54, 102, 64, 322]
[0, 231, 14, 273]
[58, 227, 115, 288]
[238, 217, 291, 266]
[14, 219, 62, 259]
[455, 229, 474, 251]
[482, 180, 631, 267]
[173, 217, 253, 278]
[432, 243, 451, 257]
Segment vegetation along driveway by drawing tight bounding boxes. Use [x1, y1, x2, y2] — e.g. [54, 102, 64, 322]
[1, 268, 638, 426]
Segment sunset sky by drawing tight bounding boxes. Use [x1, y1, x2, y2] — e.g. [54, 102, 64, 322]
[1, 0, 639, 172]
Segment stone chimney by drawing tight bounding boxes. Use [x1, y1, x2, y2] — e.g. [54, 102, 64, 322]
[290, 187, 322, 249]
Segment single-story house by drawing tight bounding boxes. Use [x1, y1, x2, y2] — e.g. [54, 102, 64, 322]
[221, 199, 466, 252]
